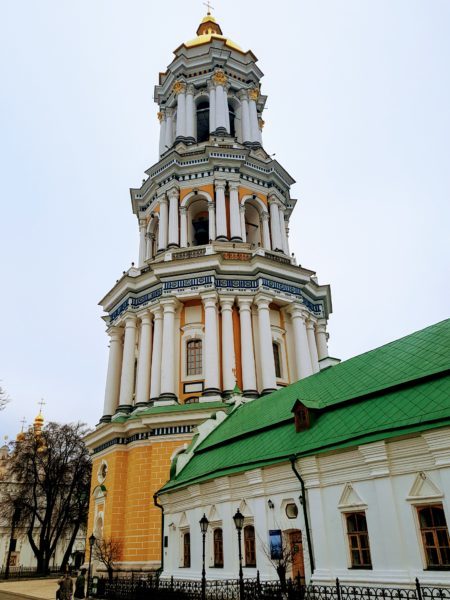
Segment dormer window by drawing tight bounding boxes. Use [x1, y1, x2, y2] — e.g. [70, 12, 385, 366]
[291, 399, 314, 432]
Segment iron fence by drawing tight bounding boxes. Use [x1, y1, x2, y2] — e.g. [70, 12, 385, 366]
[93, 575, 450, 600]
[1, 564, 63, 580]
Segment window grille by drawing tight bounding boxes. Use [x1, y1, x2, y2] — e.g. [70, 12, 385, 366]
[187, 339, 202, 376]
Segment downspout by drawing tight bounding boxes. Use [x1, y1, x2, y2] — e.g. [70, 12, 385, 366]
[153, 494, 164, 573]
[289, 456, 315, 575]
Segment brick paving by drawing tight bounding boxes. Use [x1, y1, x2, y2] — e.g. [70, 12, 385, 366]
[0, 578, 62, 600]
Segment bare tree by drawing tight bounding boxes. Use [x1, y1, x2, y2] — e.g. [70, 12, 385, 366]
[0, 422, 91, 573]
[93, 538, 121, 582]
[0, 383, 10, 411]
[261, 531, 299, 591]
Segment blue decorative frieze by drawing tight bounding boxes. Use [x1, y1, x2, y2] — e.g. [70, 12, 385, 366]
[110, 299, 130, 322]
[260, 278, 301, 296]
[216, 278, 258, 290]
[164, 276, 213, 291]
[302, 297, 322, 314]
[130, 288, 162, 307]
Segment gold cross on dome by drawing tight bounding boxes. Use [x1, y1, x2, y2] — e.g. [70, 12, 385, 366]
[38, 398, 46, 412]
[203, 0, 214, 15]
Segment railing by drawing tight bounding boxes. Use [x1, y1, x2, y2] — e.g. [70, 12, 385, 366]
[92, 575, 450, 600]
[1, 565, 63, 580]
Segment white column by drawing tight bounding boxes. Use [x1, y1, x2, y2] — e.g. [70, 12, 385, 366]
[209, 84, 216, 133]
[238, 90, 251, 143]
[254, 294, 277, 394]
[248, 88, 262, 144]
[238, 298, 258, 397]
[159, 299, 178, 402]
[174, 82, 187, 141]
[202, 293, 220, 396]
[180, 207, 188, 248]
[220, 297, 236, 395]
[229, 182, 241, 241]
[208, 202, 216, 242]
[306, 319, 320, 373]
[279, 206, 289, 255]
[186, 85, 195, 141]
[164, 109, 174, 149]
[158, 196, 169, 251]
[146, 232, 154, 261]
[102, 327, 124, 420]
[269, 197, 282, 251]
[240, 204, 247, 242]
[118, 314, 137, 411]
[158, 111, 167, 157]
[134, 311, 153, 406]
[284, 221, 291, 256]
[149, 306, 163, 401]
[315, 320, 329, 361]
[224, 88, 230, 134]
[261, 212, 271, 250]
[215, 181, 227, 240]
[214, 85, 227, 133]
[168, 188, 179, 248]
[289, 305, 313, 379]
[138, 220, 147, 266]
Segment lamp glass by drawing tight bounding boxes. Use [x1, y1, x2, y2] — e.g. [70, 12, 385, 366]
[233, 508, 244, 531]
[89, 534, 96, 548]
[199, 513, 209, 534]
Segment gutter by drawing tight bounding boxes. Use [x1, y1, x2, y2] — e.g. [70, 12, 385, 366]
[153, 494, 164, 573]
[289, 456, 315, 575]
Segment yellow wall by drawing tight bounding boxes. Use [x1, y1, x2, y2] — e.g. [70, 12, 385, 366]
[87, 438, 187, 566]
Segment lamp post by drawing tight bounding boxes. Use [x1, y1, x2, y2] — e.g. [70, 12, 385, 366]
[199, 514, 209, 600]
[87, 533, 96, 598]
[233, 508, 245, 599]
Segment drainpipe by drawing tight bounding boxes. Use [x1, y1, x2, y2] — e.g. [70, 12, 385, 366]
[153, 494, 164, 573]
[289, 456, 315, 575]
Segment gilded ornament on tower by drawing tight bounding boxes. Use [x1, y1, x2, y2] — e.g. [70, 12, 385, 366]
[157, 112, 163, 122]
[249, 88, 259, 101]
[212, 70, 227, 86]
[172, 81, 186, 95]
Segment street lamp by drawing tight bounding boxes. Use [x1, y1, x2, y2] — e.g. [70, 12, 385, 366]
[87, 533, 96, 597]
[199, 514, 209, 600]
[233, 509, 245, 599]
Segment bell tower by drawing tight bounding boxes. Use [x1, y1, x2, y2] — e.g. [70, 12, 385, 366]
[85, 12, 333, 573]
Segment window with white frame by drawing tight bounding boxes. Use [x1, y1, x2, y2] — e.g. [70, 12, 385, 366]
[187, 339, 202, 376]
[417, 504, 450, 569]
[345, 512, 372, 569]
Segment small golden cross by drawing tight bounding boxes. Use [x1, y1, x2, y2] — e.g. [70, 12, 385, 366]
[203, 0, 214, 15]
[38, 398, 46, 412]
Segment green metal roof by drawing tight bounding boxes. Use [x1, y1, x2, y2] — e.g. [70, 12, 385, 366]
[160, 319, 450, 493]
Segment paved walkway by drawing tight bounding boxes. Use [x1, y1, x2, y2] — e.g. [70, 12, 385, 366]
[0, 578, 62, 600]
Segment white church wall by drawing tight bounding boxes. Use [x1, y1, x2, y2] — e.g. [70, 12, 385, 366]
[160, 428, 450, 586]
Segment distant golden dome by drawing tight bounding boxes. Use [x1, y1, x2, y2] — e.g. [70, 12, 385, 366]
[34, 411, 44, 433]
[183, 14, 243, 53]
[16, 432, 25, 442]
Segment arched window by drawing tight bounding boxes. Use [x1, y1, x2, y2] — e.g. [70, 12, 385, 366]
[196, 101, 210, 143]
[183, 532, 191, 567]
[244, 525, 256, 567]
[417, 505, 450, 568]
[345, 512, 372, 568]
[187, 340, 202, 376]
[213, 528, 224, 568]
[228, 102, 236, 138]
[273, 342, 282, 378]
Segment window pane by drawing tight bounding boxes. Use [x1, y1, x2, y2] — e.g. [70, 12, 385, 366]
[273, 343, 281, 378]
[187, 340, 202, 376]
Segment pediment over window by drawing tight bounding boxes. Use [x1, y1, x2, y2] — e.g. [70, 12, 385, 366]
[178, 511, 189, 528]
[338, 483, 367, 510]
[407, 472, 443, 501]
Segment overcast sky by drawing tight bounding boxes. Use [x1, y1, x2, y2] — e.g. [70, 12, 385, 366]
[0, 0, 449, 441]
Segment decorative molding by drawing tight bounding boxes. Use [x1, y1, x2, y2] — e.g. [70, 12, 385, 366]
[92, 426, 194, 454]
[407, 472, 444, 502]
[338, 483, 368, 510]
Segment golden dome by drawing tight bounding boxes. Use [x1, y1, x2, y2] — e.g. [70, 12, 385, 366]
[16, 431, 25, 442]
[183, 14, 243, 53]
[34, 411, 44, 433]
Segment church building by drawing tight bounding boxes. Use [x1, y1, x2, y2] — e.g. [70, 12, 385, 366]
[84, 12, 333, 573]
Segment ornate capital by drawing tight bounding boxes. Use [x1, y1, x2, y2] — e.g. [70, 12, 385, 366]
[237, 89, 249, 101]
[215, 180, 226, 191]
[229, 181, 239, 192]
[186, 84, 195, 96]
[172, 81, 186, 95]
[212, 69, 227, 86]
[254, 293, 272, 310]
[168, 187, 179, 200]
[248, 88, 259, 101]
[157, 111, 164, 122]
[258, 118, 265, 130]
[123, 313, 137, 327]
[138, 310, 153, 324]
[237, 297, 253, 310]
[202, 291, 218, 309]
[220, 296, 235, 310]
